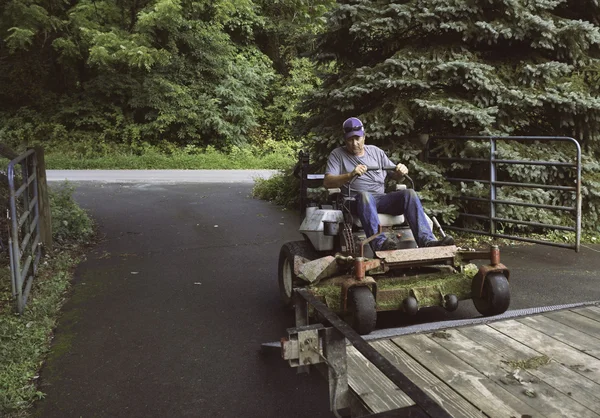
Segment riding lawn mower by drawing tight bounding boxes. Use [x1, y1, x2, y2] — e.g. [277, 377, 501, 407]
[277, 151, 511, 335]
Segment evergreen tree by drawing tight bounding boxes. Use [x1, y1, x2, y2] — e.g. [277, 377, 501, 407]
[302, 0, 600, 228]
[254, 0, 335, 74]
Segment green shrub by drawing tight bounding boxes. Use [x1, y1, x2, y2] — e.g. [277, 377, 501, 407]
[44, 140, 299, 170]
[252, 167, 300, 208]
[0, 252, 79, 416]
[49, 183, 94, 245]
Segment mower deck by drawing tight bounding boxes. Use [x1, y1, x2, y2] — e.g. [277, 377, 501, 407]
[309, 264, 477, 313]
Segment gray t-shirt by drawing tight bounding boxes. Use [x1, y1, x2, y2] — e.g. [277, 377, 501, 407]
[325, 145, 395, 195]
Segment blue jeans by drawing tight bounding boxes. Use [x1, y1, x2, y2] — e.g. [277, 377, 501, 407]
[350, 190, 435, 250]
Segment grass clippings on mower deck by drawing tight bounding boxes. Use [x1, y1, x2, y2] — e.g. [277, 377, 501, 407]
[309, 264, 478, 313]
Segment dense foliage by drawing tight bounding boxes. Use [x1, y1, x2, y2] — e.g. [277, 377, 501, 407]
[298, 0, 600, 231]
[0, 0, 334, 152]
[3, 0, 600, 233]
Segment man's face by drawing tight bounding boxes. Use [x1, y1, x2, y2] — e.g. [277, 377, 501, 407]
[345, 135, 365, 155]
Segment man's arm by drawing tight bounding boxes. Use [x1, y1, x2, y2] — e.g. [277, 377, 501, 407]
[323, 172, 353, 188]
[323, 165, 367, 188]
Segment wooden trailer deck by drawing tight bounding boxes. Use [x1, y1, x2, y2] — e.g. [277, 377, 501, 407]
[347, 305, 600, 417]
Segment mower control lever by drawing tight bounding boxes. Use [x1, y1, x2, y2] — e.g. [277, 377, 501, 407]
[366, 166, 396, 171]
[348, 166, 414, 192]
[360, 166, 415, 190]
[432, 216, 446, 237]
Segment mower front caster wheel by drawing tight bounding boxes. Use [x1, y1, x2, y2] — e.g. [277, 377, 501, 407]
[278, 240, 318, 309]
[472, 273, 510, 316]
[348, 286, 377, 335]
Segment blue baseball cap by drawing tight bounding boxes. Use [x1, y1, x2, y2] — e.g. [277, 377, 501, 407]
[342, 117, 365, 139]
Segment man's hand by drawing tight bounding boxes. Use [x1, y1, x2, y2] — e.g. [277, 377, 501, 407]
[351, 164, 368, 176]
[395, 163, 408, 176]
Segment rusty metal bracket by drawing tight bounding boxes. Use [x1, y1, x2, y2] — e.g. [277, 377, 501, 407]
[360, 226, 383, 258]
[282, 324, 323, 368]
[474, 263, 510, 297]
[473, 245, 510, 297]
[281, 323, 351, 414]
[362, 258, 383, 272]
[341, 277, 377, 312]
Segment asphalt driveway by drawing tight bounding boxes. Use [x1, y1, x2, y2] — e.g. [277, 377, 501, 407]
[34, 180, 600, 417]
[34, 182, 330, 418]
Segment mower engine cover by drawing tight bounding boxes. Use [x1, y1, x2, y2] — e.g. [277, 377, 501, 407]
[300, 207, 343, 251]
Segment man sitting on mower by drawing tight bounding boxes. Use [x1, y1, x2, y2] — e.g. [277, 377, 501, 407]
[323, 117, 455, 252]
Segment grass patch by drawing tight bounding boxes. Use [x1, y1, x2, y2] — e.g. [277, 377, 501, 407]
[44, 141, 298, 170]
[0, 183, 94, 417]
[450, 229, 600, 249]
[0, 253, 80, 416]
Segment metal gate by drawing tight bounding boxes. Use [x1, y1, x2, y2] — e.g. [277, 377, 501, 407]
[426, 136, 582, 252]
[7, 149, 43, 314]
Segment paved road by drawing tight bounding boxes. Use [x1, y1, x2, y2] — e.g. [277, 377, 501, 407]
[35, 182, 330, 418]
[47, 169, 278, 183]
[34, 179, 600, 417]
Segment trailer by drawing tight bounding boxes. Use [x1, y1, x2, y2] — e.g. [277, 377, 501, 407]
[265, 292, 600, 417]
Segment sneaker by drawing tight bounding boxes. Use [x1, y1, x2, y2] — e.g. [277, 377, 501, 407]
[423, 235, 455, 248]
[377, 238, 398, 251]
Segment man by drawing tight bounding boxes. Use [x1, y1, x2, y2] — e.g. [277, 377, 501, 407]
[323, 117, 454, 251]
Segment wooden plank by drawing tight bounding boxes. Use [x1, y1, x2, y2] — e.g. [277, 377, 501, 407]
[573, 306, 600, 323]
[546, 310, 600, 340]
[517, 315, 600, 360]
[490, 320, 600, 384]
[375, 245, 456, 262]
[458, 324, 600, 414]
[372, 340, 485, 418]
[346, 346, 414, 413]
[430, 328, 600, 418]
[391, 334, 539, 418]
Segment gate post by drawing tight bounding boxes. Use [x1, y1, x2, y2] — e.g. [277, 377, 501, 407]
[489, 137, 497, 236]
[33, 146, 52, 251]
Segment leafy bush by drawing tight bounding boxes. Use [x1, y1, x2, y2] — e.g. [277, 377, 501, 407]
[49, 183, 94, 245]
[43, 139, 299, 170]
[252, 167, 300, 208]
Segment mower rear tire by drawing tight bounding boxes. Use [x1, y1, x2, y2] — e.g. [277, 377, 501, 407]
[348, 286, 377, 335]
[472, 273, 510, 317]
[278, 240, 318, 309]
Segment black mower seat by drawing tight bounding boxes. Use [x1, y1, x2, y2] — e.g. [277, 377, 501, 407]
[353, 214, 405, 228]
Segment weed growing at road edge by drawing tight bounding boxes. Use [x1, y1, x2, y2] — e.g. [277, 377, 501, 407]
[0, 183, 94, 417]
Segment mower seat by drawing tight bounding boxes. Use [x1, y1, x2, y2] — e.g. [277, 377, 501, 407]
[353, 214, 405, 228]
